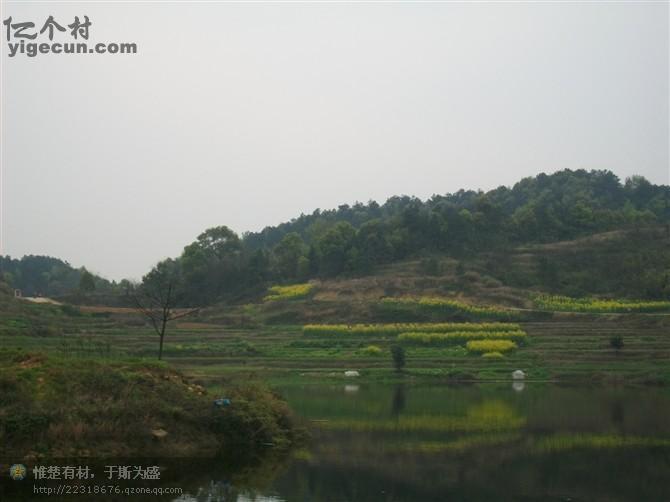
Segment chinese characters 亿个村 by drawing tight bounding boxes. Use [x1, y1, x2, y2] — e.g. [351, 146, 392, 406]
[3, 16, 92, 41]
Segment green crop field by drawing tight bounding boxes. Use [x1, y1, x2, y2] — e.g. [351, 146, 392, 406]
[2, 298, 669, 387]
[533, 294, 670, 313]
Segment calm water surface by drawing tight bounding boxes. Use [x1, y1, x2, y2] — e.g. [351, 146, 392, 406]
[3, 383, 669, 501]
[180, 382, 670, 502]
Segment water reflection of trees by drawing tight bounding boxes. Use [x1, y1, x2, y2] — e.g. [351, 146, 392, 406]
[175, 386, 670, 502]
[390, 384, 406, 418]
[167, 451, 292, 502]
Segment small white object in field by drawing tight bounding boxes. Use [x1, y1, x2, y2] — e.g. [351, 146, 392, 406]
[512, 370, 526, 380]
[512, 381, 525, 392]
[151, 428, 168, 440]
[344, 370, 360, 377]
[344, 385, 360, 393]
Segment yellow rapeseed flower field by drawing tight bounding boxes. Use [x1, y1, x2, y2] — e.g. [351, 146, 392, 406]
[264, 283, 314, 302]
[533, 294, 670, 313]
[466, 340, 518, 353]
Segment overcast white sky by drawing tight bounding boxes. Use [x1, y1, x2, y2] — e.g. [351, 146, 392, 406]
[1, 1, 668, 280]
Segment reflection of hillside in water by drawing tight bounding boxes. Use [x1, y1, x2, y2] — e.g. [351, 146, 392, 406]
[258, 383, 670, 501]
[316, 398, 525, 434]
[308, 384, 670, 456]
[61, 384, 666, 502]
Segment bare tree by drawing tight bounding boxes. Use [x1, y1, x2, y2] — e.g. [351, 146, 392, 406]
[128, 259, 198, 360]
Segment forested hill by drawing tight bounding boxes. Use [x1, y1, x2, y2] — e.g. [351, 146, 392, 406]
[150, 169, 669, 306]
[3, 169, 668, 304]
[0, 255, 112, 297]
[244, 169, 668, 251]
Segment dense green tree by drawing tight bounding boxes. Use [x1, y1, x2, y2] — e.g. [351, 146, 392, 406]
[79, 269, 96, 293]
[273, 233, 306, 280]
[353, 220, 393, 273]
[316, 222, 356, 276]
[296, 256, 311, 281]
[180, 226, 243, 304]
[247, 249, 272, 286]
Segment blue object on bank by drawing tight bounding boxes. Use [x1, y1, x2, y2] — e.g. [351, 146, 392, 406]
[213, 398, 232, 407]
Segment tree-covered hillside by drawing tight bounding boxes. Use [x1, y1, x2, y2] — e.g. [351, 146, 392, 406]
[0, 255, 112, 297]
[144, 169, 669, 306]
[246, 169, 668, 250]
[3, 169, 667, 304]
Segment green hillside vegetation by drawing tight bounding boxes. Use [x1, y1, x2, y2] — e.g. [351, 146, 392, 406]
[2, 170, 670, 463]
[0, 255, 126, 304]
[0, 349, 301, 459]
[1, 170, 668, 306]
[123, 169, 670, 308]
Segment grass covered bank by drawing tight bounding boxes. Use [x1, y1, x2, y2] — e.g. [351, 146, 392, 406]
[0, 350, 303, 461]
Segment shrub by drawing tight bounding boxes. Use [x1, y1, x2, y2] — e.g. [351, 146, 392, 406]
[466, 340, 517, 354]
[30, 324, 61, 337]
[390, 345, 406, 372]
[59, 304, 82, 317]
[265, 310, 304, 325]
[610, 335, 624, 351]
[360, 345, 383, 357]
[208, 384, 300, 449]
[418, 257, 442, 276]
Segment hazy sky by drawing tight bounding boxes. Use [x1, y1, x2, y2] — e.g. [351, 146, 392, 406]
[1, 1, 668, 280]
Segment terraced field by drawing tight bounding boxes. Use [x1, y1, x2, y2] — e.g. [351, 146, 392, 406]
[2, 301, 668, 386]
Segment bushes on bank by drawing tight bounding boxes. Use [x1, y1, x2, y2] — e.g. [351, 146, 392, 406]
[0, 351, 301, 459]
[358, 345, 383, 357]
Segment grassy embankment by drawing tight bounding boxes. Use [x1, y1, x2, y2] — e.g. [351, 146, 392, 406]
[0, 349, 301, 461]
[0, 285, 303, 461]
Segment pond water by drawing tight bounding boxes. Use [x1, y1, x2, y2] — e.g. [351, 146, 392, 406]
[2, 383, 669, 501]
[178, 382, 670, 501]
